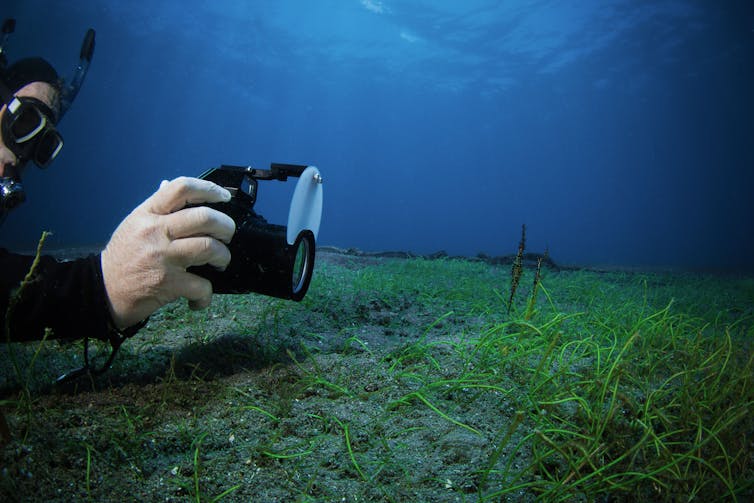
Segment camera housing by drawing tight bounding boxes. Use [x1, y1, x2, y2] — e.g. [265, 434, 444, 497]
[188, 163, 323, 301]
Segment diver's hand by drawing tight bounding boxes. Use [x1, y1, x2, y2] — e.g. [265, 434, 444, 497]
[101, 177, 236, 329]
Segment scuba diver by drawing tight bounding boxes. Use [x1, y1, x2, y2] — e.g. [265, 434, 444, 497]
[0, 20, 235, 378]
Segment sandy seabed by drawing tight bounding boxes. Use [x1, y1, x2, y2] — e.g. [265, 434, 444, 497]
[1, 249, 752, 502]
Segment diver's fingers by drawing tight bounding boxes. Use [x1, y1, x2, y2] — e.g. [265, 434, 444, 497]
[167, 236, 232, 270]
[144, 177, 231, 215]
[163, 206, 236, 244]
[170, 270, 214, 310]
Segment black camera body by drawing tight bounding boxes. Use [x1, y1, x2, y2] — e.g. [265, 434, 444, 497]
[188, 163, 322, 301]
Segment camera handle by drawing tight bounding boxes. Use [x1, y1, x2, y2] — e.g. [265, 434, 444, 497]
[196, 163, 311, 208]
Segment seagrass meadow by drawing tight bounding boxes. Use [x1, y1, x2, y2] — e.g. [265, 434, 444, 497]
[1, 249, 753, 502]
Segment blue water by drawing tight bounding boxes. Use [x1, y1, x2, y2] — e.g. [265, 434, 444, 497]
[2, 1, 753, 271]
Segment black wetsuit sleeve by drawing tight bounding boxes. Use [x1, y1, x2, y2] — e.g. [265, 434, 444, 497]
[0, 249, 115, 343]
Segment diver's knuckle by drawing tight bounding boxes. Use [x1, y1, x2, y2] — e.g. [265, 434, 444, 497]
[170, 176, 193, 196]
[199, 236, 217, 255]
[191, 206, 212, 225]
[147, 265, 169, 289]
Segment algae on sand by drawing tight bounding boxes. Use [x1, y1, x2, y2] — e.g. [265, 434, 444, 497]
[1, 250, 753, 502]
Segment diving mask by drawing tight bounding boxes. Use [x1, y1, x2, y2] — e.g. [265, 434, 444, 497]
[0, 95, 63, 223]
[2, 95, 63, 168]
[0, 18, 95, 222]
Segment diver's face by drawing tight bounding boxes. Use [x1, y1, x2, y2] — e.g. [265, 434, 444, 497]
[0, 81, 58, 178]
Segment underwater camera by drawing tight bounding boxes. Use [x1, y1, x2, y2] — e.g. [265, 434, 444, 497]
[188, 163, 323, 301]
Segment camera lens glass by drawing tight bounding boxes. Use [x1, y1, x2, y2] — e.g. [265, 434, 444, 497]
[292, 236, 311, 294]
